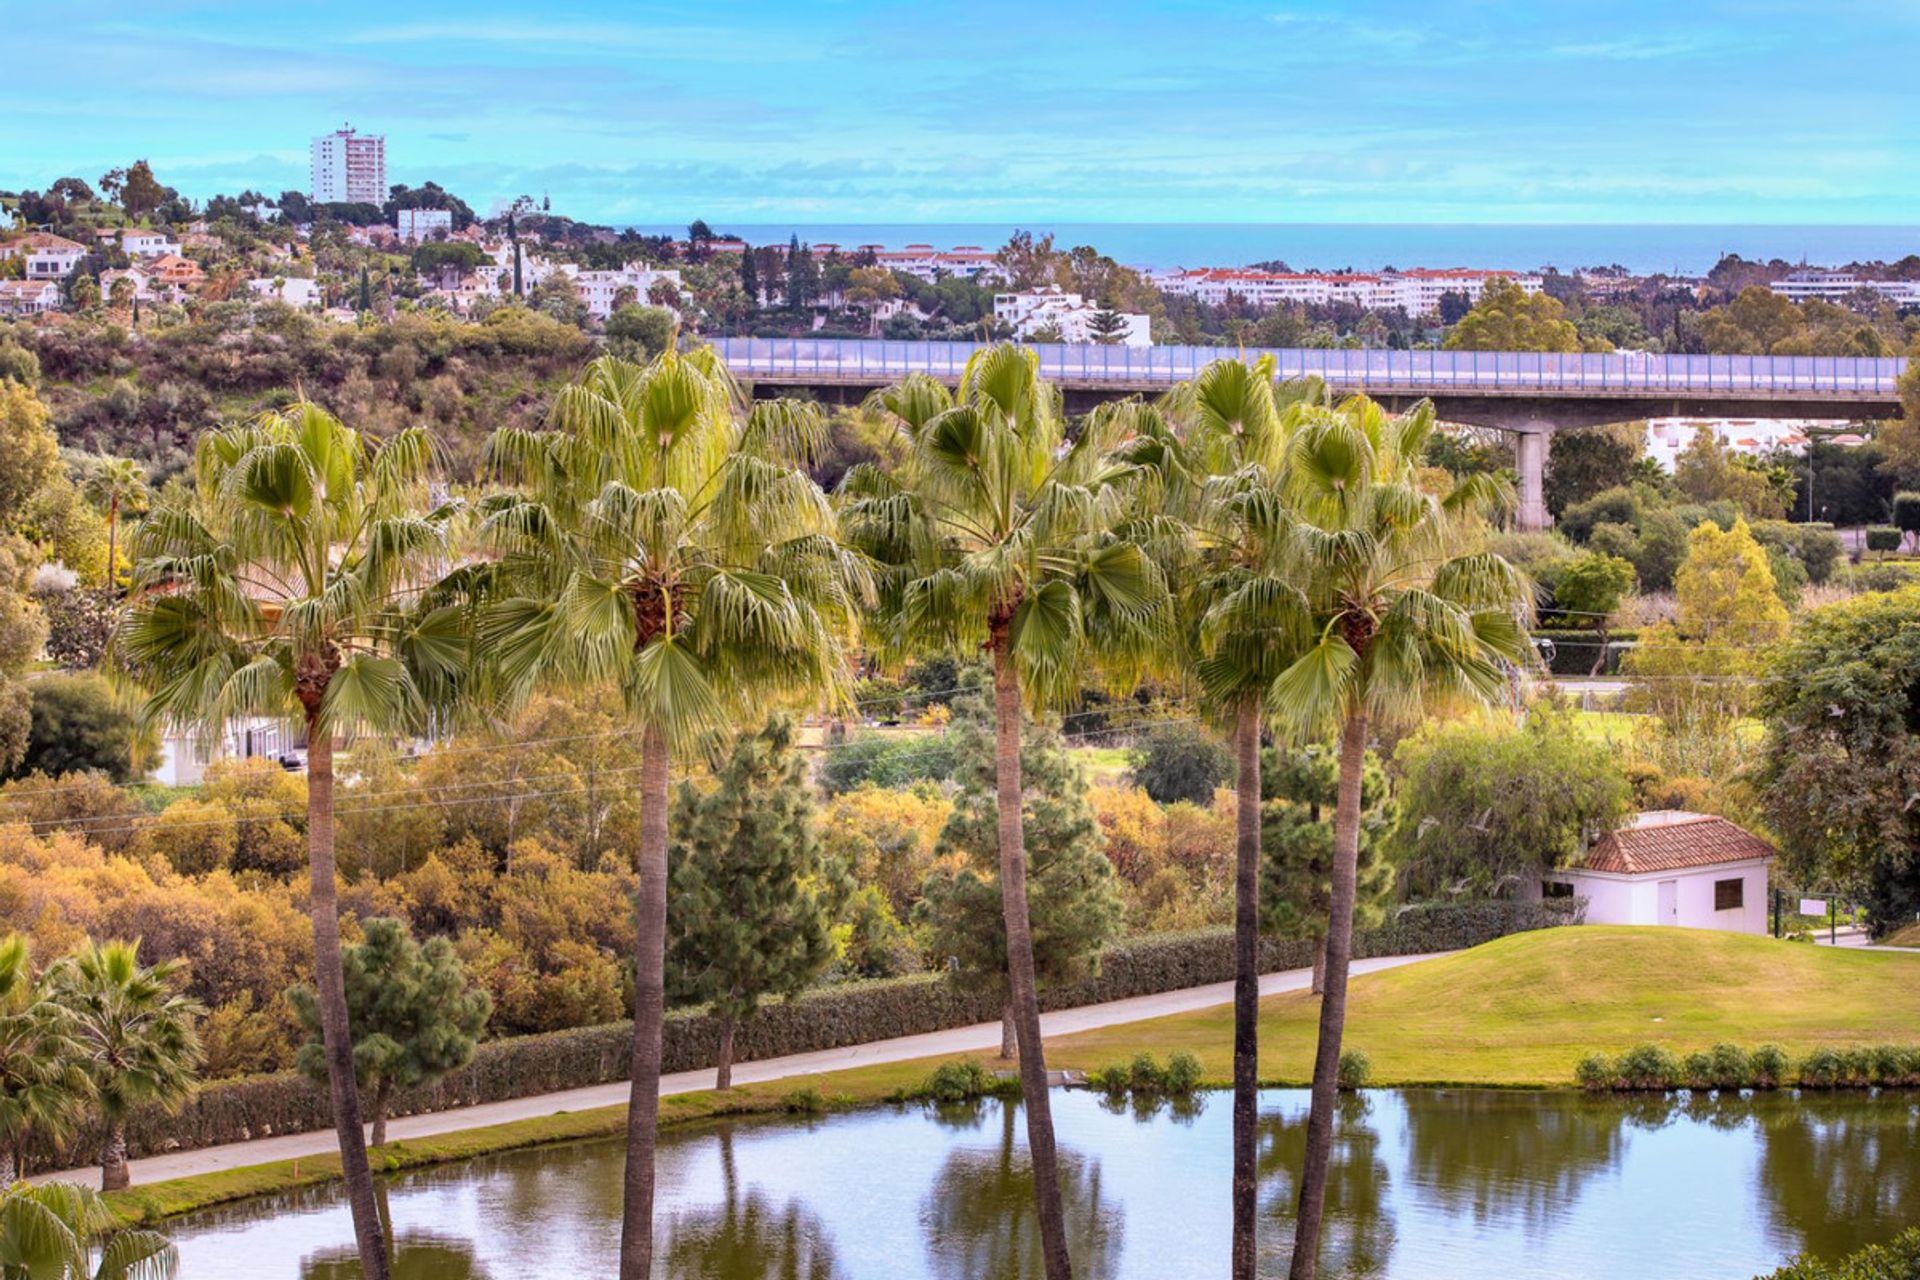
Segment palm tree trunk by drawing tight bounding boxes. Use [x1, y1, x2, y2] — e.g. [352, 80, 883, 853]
[619, 724, 671, 1280]
[715, 1013, 735, 1091]
[99, 1119, 128, 1192]
[1311, 935, 1327, 996]
[371, 1078, 391, 1148]
[1288, 710, 1369, 1280]
[0, 1147, 15, 1187]
[1230, 698, 1262, 1280]
[307, 723, 391, 1280]
[106, 495, 119, 591]
[991, 631, 1073, 1280]
[1000, 1002, 1017, 1060]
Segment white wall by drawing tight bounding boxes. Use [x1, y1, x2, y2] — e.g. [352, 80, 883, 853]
[1553, 858, 1771, 935]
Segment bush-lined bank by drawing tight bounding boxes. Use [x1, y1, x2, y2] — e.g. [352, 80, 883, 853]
[1579, 1041, 1920, 1092]
[33, 901, 1572, 1171]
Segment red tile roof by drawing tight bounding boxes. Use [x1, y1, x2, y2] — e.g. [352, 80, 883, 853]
[1580, 811, 1775, 875]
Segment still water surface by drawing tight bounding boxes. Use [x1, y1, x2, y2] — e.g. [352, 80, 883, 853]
[167, 1088, 1920, 1279]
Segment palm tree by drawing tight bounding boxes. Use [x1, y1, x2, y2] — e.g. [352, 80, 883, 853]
[1270, 396, 1530, 1280]
[0, 1180, 177, 1279]
[116, 404, 459, 1280]
[0, 936, 89, 1186]
[82, 458, 149, 592]
[841, 346, 1167, 1280]
[1114, 357, 1328, 1279]
[471, 349, 861, 1280]
[48, 942, 201, 1194]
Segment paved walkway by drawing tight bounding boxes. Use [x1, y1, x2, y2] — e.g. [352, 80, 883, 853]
[41, 951, 1446, 1189]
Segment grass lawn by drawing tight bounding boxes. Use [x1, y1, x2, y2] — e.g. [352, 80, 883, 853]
[105, 926, 1920, 1223]
[1042, 926, 1920, 1087]
[1070, 745, 1133, 786]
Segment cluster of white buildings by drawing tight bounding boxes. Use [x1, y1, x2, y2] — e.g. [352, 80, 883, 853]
[310, 125, 387, 206]
[1641, 416, 1869, 471]
[992, 286, 1151, 346]
[1153, 267, 1544, 316]
[1767, 269, 1920, 308]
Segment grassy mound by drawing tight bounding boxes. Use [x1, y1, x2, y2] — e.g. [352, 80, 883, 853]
[1046, 925, 1920, 1086]
[1881, 922, 1920, 948]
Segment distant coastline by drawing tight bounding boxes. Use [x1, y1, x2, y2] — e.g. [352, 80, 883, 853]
[625, 222, 1920, 276]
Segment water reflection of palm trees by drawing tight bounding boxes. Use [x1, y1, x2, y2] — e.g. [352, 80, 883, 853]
[301, 1231, 490, 1280]
[1753, 1092, 1920, 1263]
[662, 1130, 842, 1280]
[1400, 1090, 1626, 1232]
[1256, 1097, 1393, 1278]
[921, 1099, 1123, 1280]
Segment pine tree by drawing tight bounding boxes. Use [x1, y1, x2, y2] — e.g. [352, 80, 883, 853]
[1087, 303, 1129, 344]
[1260, 742, 1395, 994]
[785, 236, 818, 313]
[290, 917, 491, 1146]
[740, 247, 760, 307]
[665, 715, 848, 1088]
[915, 700, 1124, 1057]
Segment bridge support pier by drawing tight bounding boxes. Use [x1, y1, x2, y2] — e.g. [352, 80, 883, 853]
[1514, 429, 1549, 532]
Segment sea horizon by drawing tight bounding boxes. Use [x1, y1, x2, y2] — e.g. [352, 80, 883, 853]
[625, 221, 1920, 277]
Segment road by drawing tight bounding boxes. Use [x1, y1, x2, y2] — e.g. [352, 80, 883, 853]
[38, 951, 1447, 1189]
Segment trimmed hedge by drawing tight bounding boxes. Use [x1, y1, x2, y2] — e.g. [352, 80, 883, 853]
[31, 899, 1577, 1171]
[1576, 1041, 1917, 1092]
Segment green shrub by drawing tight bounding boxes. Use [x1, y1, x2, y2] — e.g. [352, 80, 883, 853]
[1868, 1045, 1916, 1087]
[780, 1087, 825, 1115]
[1757, 1226, 1920, 1279]
[1839, 1047, 1874, 1085]
[1798, 1046, 1846, 1088]
[1865, 526, 1902, 555]
[1708, 1042, 1752, 1090]
[1682, 1050, 1715, 1090]
[1127, 1053, 1163, 1093]
[1163, 1052, 1202, 1095]
[1127, 720, 1234, 805]
[1750, 1044, 1790, 1089]
[1616, 1044, 1680, 1091]
[1088, 1063, 1131, 1098]
[922, 1059, 994, 1104]
[816, 732, 958, 795]
[1575, 1053, 1616, 1091]
[1337, 1050, 1371, 1091]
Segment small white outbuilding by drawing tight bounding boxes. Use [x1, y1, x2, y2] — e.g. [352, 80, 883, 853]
[1545, 810, 1774, 935]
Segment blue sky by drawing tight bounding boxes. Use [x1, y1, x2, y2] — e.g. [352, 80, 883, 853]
[6, 0, 1917, 224]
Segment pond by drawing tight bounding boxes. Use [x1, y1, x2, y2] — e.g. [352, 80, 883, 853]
[166, 1087, 1920, 1279]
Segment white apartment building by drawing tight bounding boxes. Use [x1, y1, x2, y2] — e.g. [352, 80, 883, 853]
[1155, 267, 1542, 316]
[560, 264, 684, 320]
[1769, 269, 1920, 308]
[248, 276, 323, 309]
[397, 208, 453, 243]
[1643, 417, 1834, 471]
[22, 233, 86, 280]
[866, 243, 1003, 283]
[310, 126, 388, 205]
[119, 228, 180, 258]
[0, 281, 61, 315]
[993, 286, 1152, 346]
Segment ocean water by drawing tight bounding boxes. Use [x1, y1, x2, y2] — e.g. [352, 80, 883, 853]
[630, 222, 1920, 275]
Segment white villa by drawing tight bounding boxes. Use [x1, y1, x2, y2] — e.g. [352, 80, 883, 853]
[1547, 811, 1774, 935]
[993, 286, 1151, 346]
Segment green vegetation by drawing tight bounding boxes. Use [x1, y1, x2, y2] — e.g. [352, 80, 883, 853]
[666, 717, 846, 1088]
[289, 918, 489, 1147]
[1758, 1229, 1920, 1280]
[0, 1180, 177, 1279]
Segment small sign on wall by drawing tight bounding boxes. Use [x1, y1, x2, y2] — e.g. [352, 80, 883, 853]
[1799, 898, 1828, 917]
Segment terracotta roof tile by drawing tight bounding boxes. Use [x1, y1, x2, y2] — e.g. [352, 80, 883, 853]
[1580, 811, 1775, 875]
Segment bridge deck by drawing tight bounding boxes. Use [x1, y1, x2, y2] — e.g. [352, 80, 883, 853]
[711, 337, 1906, 403]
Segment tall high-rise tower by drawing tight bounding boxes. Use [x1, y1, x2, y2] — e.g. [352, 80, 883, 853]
[309, 125, 387, 205]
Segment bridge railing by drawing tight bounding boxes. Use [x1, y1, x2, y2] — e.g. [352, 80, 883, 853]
[708, 337, 1907, 396]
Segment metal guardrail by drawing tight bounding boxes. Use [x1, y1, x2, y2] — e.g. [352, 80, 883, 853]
[711, 337, 1907, 397]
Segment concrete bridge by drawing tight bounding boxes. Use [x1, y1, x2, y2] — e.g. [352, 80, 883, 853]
[711, 337, 1906, 529]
